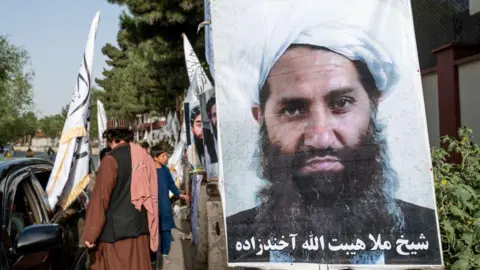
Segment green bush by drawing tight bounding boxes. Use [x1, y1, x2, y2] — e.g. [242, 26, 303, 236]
[431, 127, 480, 269]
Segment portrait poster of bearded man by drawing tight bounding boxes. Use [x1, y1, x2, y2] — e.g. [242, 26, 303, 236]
[210, 0, 443, 268]
[199, 88, 219, 181]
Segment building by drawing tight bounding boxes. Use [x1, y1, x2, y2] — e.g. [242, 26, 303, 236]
[133, 112, 167, 143]
[414, 0, 480, 145]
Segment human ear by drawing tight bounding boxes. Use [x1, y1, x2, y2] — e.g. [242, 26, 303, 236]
[251, 104, 264, 125]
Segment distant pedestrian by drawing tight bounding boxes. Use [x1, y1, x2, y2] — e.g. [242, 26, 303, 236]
[141, 141, 151, 155]
[25, 148, 34, 158]
[153, 150, 190, 265]
[47, 147, 55, 156]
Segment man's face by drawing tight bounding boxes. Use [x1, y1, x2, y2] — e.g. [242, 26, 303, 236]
[210, 104, 217, 127]
[255, 47, 373, 177]
[192, 114, 203, 139]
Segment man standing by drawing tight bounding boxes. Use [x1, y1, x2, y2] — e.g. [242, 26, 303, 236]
[82, 126, 158, 269]
[153, 150, 190, 265]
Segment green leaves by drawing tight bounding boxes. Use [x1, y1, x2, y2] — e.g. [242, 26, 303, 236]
[0, 35, 35, 145]
[432, 127, 480, 269]
[450, 205, 469, 219]
[38, 114, 64, 141]
[451, 258, 469, 270]
[98, 0, 208, 119]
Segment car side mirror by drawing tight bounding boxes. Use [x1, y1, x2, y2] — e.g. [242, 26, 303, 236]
[15, 224, 63, 255]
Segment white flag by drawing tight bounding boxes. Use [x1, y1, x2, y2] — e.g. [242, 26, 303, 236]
[143, 130, 149, 142]
[171, 112, 180, 145]
[182, 33, 213, 96]
[46, 12, 100, 211]
[97, 100, 107, 150]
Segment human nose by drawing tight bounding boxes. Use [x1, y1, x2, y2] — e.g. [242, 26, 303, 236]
[304, 107, 335, 149]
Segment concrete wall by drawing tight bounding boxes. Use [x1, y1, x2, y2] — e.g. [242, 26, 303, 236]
[421, 73, 440, 147]
[194, 183, 209, 270]
[30, 137, 57, 148]
[458, 60, 480, 145]
[206, 199, 229, 270]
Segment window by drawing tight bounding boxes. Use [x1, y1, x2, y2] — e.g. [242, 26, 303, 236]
[9, 179, 43, 246]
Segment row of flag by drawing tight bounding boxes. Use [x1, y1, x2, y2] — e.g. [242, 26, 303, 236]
[45, 0, 216, 213]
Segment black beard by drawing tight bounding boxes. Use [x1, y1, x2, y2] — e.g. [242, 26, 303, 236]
[254, 118, 399, 241]
[194, 136, 205, 160]
[211, 123, 217, 140]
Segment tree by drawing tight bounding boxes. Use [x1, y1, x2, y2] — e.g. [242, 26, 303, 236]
[97, 0, 207, 119]
[38, 115, 64, 142]
[0, 35, 35, 145]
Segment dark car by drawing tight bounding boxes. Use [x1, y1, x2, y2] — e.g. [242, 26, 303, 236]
[0, 158, 90, 270]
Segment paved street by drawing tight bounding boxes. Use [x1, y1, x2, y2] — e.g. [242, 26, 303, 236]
[10, 150, 100, 169]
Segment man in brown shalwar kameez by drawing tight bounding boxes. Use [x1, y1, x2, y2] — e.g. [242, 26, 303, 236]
[82, 127, 156, 270]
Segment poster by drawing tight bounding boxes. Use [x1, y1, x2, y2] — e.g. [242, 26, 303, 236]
[211, 0, 443, 267]
[185, 99, 205, 174]
[199, 88, 219, 181]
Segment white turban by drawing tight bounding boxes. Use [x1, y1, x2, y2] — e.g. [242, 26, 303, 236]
[213, 0, 404, 106]
[255, 22, 399, 105]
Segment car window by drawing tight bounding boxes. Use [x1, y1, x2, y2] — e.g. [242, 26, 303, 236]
[33, 170, 51, 191]
[10, 179, 42, 246]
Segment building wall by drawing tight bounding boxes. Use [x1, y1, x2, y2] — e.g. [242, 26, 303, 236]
[30, 137, 57, 148]
[458, 59, 480, 144]
[421, 73, 441, 147]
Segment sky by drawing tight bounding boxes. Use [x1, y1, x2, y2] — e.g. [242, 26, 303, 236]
[0, 1, 124, 116]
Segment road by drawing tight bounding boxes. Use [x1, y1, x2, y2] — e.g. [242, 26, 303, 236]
[11, 150, 100, 169]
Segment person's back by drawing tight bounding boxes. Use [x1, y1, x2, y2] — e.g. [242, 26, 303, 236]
[98, 143, 149, 243]
[82, 127, 154, 270]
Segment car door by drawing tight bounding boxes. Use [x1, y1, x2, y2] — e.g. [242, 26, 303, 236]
[29, 164, 89, 270]
[3, 167, 51, 270]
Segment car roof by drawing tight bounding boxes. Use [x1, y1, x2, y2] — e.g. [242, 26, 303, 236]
[0, 158, 53, 179]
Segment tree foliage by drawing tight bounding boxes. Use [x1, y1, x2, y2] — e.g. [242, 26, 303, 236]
[97, 0, 207, 120]
[38, 88, 103, 143]
[38, 114, 64, 140]
[432, 128, 480, 269]
[0, 35, 36, 145]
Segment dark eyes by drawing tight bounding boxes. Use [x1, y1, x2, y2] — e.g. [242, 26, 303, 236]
[280, 101, 308, 118]
[279, 97, 355, 119]
[329, 97, 354, 110]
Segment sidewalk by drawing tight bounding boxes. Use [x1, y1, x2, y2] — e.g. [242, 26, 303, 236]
[153, 206, 195, 270]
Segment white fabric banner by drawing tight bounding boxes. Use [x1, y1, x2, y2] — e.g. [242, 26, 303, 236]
[171, 111, 180, 145]
[182, 33, 213, 96]
[46, 11, 100, 211]
[97, 100, 107, 150]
